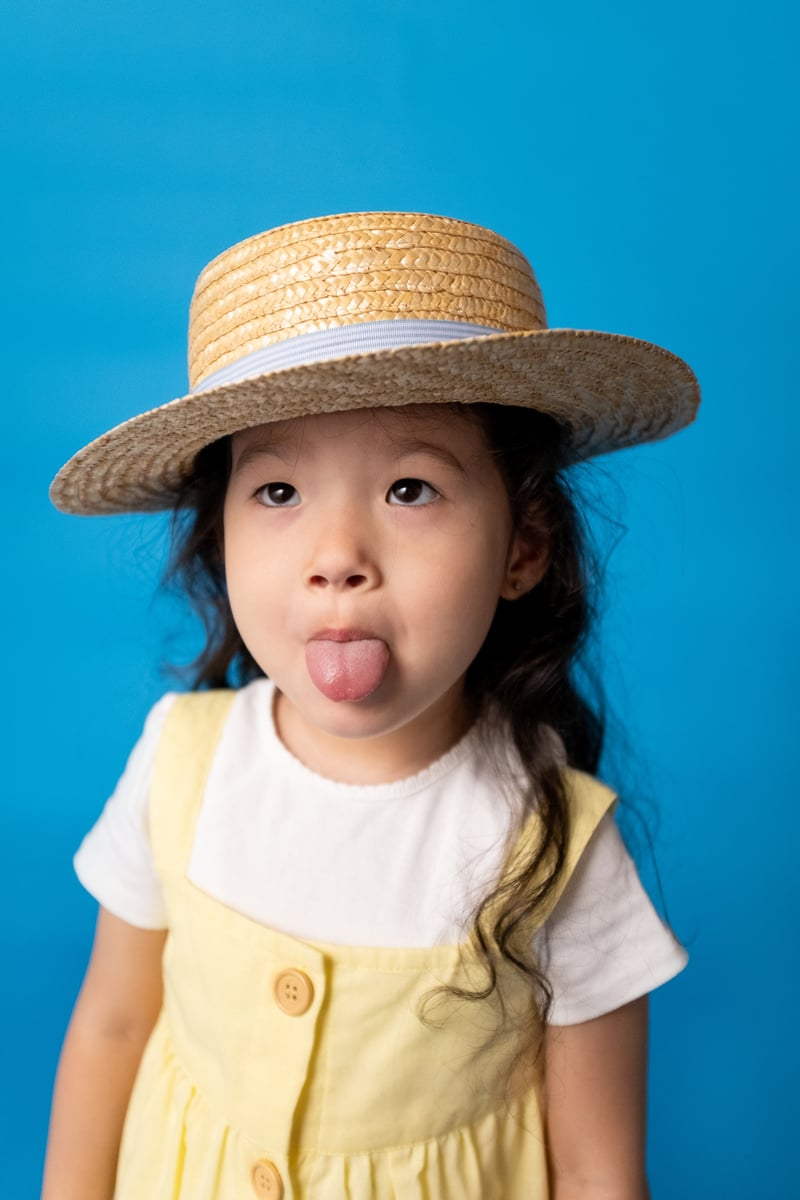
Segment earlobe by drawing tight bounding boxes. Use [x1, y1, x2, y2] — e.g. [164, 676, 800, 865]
[500, 533, 549, 600]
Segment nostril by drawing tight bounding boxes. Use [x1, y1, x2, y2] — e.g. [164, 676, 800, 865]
[307, 572, 369, 589]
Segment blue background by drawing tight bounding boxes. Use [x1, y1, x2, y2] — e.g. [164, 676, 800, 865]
[3, 0, 797, 1193]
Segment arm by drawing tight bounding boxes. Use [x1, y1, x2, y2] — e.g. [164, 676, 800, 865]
[544, 995, 650, 1200]
[41, 908, 167, 1200]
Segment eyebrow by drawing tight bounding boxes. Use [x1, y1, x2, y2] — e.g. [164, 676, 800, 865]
[388, 438, 467, 476]
[230, 437, 300, 474]
[230, 433, 468, 477]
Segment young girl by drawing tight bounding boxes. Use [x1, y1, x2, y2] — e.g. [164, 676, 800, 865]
[43, 211, 699, 1200]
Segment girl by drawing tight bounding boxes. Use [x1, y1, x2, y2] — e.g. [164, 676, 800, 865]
[43, 211, 699, 1200]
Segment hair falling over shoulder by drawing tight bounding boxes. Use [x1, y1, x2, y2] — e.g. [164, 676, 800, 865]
[164, 404, 606, 1031]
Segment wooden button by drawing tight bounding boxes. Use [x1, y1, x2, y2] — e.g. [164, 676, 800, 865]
[251, 1158, 283, 1198]
[274, 967, 314, 1016]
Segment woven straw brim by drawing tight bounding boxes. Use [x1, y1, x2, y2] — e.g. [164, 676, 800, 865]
[49, 328, 699, 516]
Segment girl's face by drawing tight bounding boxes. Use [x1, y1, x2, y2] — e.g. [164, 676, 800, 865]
[223, 406, 539, 782]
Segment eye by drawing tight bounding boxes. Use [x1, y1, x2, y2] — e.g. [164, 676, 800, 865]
[386, 478, 440, 506]
[255, 482, 300, 507]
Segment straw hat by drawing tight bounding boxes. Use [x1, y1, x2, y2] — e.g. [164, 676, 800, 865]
[50, 211, 700, 515]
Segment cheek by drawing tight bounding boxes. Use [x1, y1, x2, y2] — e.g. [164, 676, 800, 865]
[405, 522, 510, 623]
[222, 522, 248, 606]
[223, 518, 278, 622]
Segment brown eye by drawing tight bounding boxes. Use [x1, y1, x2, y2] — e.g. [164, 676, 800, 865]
[256, 482, 300, 507]
[387, 478, 439, 506]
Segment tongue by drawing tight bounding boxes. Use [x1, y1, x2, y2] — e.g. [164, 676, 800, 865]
[305, 639, 390, 702]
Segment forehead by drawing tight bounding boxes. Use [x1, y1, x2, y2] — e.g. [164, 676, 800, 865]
[230, 404, 488, 458]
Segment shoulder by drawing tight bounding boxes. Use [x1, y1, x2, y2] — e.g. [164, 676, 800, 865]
[118, 686, 267, 786]
[542, 810, 689, 1024]
[561, 767, 617, 828]
[100, 691, 180, 802]
[138, 690, 179, 747]
[72, 692, 181, 929]
[509, 766, 617, 880]
[156, 678, 270, 725]
[149, 679, 275, 803]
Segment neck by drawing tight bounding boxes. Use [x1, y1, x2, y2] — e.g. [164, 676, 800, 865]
[272, 684, 475, 785]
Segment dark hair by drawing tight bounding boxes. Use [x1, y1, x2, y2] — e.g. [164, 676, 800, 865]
[457, 404, 604, 1030]
[166, 403, 605, 1029]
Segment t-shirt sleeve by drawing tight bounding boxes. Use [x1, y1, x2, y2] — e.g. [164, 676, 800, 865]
[73, 694, 176, 929]
[537, 812, 688, 1025]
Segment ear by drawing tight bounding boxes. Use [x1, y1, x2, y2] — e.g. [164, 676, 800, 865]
[499, 529, 549, 600]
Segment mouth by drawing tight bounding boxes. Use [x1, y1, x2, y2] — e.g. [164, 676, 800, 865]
[305, 630, 391, 702]
[309, 627, 380, 643]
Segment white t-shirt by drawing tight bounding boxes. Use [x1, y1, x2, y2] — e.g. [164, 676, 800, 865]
[75, 679, 687, 1025]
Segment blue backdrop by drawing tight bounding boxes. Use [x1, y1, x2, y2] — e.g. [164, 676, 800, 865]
[4, 1, 797, 1193]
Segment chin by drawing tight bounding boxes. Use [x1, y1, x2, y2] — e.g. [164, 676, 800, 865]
[310, 697, 409, 740]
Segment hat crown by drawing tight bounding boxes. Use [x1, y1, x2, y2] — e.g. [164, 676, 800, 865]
[187, 211, 547, 391]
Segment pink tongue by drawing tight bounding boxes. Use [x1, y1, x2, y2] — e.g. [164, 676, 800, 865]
[305, 639, 390, 702]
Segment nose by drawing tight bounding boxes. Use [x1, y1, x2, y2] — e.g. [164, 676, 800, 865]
[304, 515, 382, 592]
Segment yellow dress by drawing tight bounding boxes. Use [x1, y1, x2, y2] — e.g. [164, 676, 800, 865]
[115, 691, 614, 1200]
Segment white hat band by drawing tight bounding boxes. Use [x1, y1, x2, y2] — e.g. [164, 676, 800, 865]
[195, 318, 505, 393]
